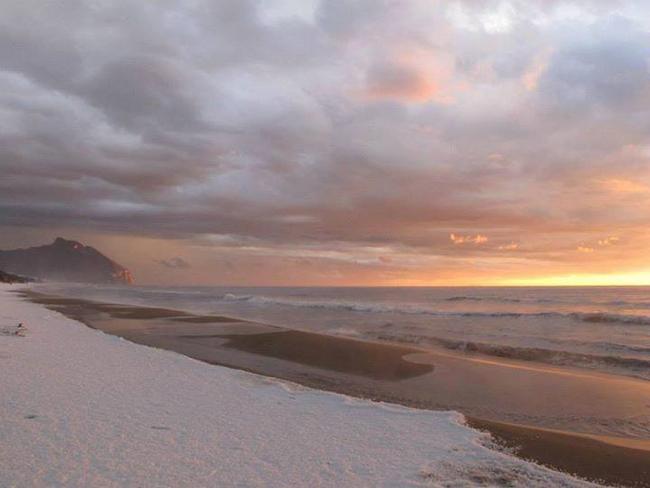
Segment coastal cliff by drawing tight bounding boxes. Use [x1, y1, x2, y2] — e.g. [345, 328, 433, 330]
[0, 238, 133, 284]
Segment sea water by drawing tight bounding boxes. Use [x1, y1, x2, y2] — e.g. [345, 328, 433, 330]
[34, 284, 650, 381]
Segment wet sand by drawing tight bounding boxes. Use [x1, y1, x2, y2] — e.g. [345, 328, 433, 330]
[21, 291, 650, 487]
[194, 330, 433, 380]
[468, 418, 650, 488]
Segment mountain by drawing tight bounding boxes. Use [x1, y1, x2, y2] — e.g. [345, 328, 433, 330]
[0, 238, 134, 284]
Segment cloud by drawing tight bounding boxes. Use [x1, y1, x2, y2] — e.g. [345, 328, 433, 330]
[1, 0, 649, 283]
[498, 242, 519, 251]
[156, 257, 192, 270]
[365, 60, 440, 102]
[598, 236, 620, 246]
[600, 179, 649, 194]
[450, 234, 489, 245]
[577, 246, 595, 253]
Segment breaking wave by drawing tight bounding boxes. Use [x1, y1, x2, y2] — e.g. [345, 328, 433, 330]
[445, 295, 650, 309]
[369, 332, 650, 380]
[570, 312, 650, 325]
[446, 296, 534, 304]
[217, 293, 650, 325]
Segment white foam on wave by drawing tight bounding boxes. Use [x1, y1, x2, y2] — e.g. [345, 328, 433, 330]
[329, 327, 362, 337]
[218, 293, 650, 326]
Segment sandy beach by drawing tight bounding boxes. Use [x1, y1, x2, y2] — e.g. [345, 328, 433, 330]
[1, 284, 609, 487]
[15, 288, 650, 487]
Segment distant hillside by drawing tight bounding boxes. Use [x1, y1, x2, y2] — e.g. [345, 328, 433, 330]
[0, 269, 33, 284]
[0, 238, 134, 284]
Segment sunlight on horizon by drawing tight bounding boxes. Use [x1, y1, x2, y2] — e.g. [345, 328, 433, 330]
[496, 271, 650, 287]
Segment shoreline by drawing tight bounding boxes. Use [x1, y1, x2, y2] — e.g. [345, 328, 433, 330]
[18, 289, 650, 487]
[1, 284, 599, 487]
[466, 418, 650, 488]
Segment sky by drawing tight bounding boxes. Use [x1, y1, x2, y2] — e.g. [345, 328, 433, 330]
[1, 0, 650, 286]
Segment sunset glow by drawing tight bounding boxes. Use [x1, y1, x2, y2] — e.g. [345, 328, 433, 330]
[500, 270, 650, 287]
[1, 0, 649, 286]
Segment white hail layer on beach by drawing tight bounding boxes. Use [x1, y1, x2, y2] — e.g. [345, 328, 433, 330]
[0, 284, 598, 487]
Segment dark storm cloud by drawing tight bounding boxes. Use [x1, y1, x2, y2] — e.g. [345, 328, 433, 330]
[1, 0, 650, 271]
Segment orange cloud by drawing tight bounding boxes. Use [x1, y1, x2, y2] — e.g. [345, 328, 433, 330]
[600, 178, 649, 194]
[450, 233, 488, 245]
[498, 242, 519, 250]
[598, 236, 619, 246]
[575, 237, 620, 253]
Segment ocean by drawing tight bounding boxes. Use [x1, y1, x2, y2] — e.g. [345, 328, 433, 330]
[34, 284, 650, 382]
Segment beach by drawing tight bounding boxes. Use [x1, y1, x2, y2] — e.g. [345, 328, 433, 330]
[0, 283, 608, 488]
[3, 286, 648, 487]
